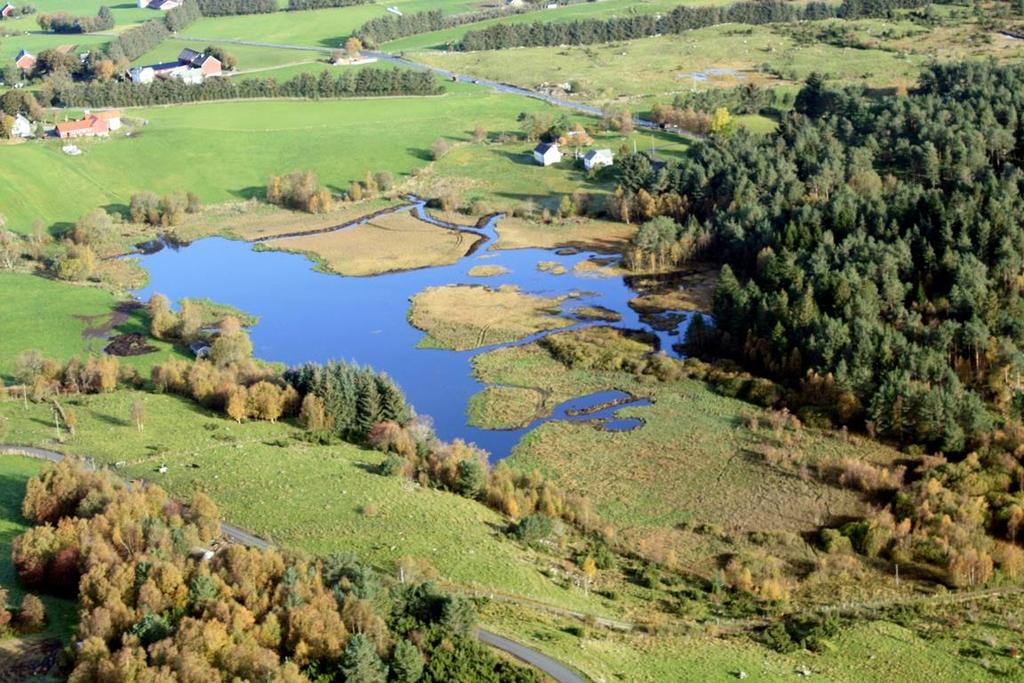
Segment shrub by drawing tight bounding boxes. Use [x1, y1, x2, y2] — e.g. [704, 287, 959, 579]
[511, 514, 554, 543]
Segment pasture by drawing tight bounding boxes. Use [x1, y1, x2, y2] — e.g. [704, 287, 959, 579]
[0, 0, 153, 33]
[0, 91, 555, 232]
[0, 273, 182, 382]
[0, 390, 617, 616]
[176, 0, 476, 51]
[415, 22, 930, 104]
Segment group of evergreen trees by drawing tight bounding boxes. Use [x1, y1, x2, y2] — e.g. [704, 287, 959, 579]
[47, 67, 440, 107]
[164, 0, 203, 32]
[624, 62, 1024, 452]
[285, 360, 412, 442]
[196, 0, 275, 15]
[287, 0, 370, 10]
[355, 7, 522, 48]
[105, 19, 171, 62]
[457, 0, 936, 50]
[36, 6, 113, 33]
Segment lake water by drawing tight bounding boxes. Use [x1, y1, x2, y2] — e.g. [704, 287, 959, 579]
[133, 203, 698, 460]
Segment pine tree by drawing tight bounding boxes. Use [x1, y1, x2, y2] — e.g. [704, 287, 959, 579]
[340, 633, 387, 683]
[355, 374, 381, 439]
[390, 639, 424, 683]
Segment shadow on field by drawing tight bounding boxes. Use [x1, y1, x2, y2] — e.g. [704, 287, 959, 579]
[317, 36, 347, 49]
[95, 412, 132, 428]
[406, 147, 435, 162]
[494, 150, 540, 167]
[231, 186, 266, 201]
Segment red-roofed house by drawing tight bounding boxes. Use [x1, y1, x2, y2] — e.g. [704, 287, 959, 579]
[92, 109, 122, 131]
[14, 49, 35, 70]
[56, 115, 110, 139]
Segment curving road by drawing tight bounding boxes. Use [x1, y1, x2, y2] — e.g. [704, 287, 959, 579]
[178, 34, 698, 139]
[0, 445, 588, 683]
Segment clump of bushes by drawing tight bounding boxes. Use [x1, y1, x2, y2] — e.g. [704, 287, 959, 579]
[129, 190, 201, 227]
[266, 170, 334, 213]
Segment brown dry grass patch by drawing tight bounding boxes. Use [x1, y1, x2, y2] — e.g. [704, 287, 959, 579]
[494, 217, 636, 252]
[409, 284, 574, 350]
[271, 210, 473, 276]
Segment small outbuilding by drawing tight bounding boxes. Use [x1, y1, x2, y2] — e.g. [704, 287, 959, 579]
[14, 49, 35, 70]
[533, 142, 562, 166]
[583, 148, 614, 171]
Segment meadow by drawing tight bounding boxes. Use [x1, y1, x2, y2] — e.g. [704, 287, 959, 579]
[415, 22, 930, 104]
[0, 91, 556, 232]
[0, 0, 154, 33]
[175, 0, 477, 51]
[472, 334, 905, 581]
[0, 390, 619, 617]
[408, 129, 688, 218]
[0, 273, 182, 382]
[493, 216, 636, 252]
[482, 599, 1018, 682]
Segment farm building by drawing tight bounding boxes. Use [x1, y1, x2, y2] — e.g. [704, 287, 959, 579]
[139, 0, 182, 9]
[132, 48, 221, 84]
[583, 148, 614, 170]
[14, 50, 35, 70]
[533, 142, 563, 166]
[11, 114, 32, 138]
[56, 114, 111, 139]
[92, 110, 122, 131]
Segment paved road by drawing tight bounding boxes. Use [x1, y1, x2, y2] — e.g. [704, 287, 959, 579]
[0, 445, 590, 683]
[179, 35, 698, 139]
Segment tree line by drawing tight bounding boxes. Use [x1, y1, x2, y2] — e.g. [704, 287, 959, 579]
[44, 67, 440, 107]
[286, 0, 371, 10]
[456, 0, 937, 50]
[196, 0, 275, 16]
[36, 5, 113, 33]
[354, 7, 525, 48]
[12, 459, 540, 681]
[103, 0, 201, 62]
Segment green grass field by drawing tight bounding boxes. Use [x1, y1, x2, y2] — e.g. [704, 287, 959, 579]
[0, 32, 110, 71]
[176, 0, 476, 50]
[0, 0, 154, 33]
[0, 273, 183, 382]
[0, 91, 556, 232]
[0, 390, 619, 617]
[414, 23, 929, 103]
[408, 128, 687, 216]
[0, 455, 77, 641]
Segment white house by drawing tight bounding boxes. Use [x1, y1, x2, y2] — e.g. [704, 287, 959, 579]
[533, 142, 562, 166]
[11, 113, 32, 138]
[583, 148, 614, 171]
[129, 66, 155, 84]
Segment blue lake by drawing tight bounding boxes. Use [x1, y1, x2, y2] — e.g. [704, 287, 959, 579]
[133, 205, 697, 459]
